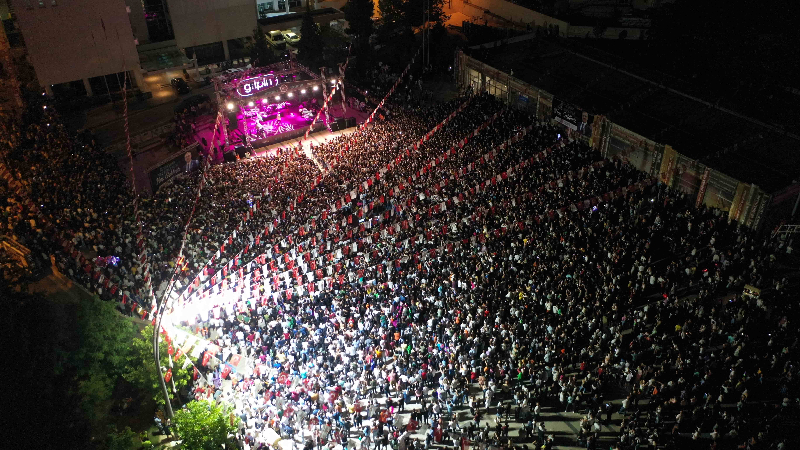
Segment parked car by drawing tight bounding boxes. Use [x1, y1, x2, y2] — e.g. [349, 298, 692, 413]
[170, 77, 191, 94]
[267, 30, 286, 50]
[282, 30, 300, 45]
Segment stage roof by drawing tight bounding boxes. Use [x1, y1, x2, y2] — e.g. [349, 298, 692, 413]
[468, 39, 800, 193]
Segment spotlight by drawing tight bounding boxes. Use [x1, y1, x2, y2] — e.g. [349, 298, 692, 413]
[248, 101, 254, 107]
[313, 86, 319, 91]
[262, 98, 269, 104]
[301, 89, 307, 94]
[275, 95, 281, 101]
[43, 105, 47, 109]
[287, 92, 293, 98]
[227, 102, 235, 110]
[331, 78, 337, 84]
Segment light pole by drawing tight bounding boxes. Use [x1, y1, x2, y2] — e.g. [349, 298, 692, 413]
[153, 305, 174, 419]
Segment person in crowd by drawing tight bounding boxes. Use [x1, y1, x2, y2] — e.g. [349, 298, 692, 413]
[0, 79, 795, 450]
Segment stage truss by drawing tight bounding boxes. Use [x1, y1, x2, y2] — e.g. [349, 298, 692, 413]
[213, 60, 346, 151]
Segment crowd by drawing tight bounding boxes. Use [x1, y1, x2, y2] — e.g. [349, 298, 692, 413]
[1, 79, 797, 450]
[163, 93, 795, 450]
[171, 97, 216, 149]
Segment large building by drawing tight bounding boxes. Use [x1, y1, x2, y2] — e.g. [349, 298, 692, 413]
[166, 0, 258, 61]
[10, 0, 144, 96]
[164, 0, 327, 64]
[5, 0, 344, 99]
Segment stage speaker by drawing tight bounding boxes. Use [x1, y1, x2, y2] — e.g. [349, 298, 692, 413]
[336, 118, 346, 130]
[346, 117, 357, 128]
[226, 111, 238, 130]
[223, 151, 237, 163]
[330, 121, 340, 132]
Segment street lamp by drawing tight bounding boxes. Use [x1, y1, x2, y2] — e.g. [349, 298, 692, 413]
[153, 303, 175, 419]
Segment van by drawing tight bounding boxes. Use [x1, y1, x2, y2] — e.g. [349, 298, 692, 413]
[266, 30, 286, 50]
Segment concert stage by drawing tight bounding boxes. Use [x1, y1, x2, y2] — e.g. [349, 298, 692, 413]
[235, 96, 327, 149]
[195, 60, 368, 161]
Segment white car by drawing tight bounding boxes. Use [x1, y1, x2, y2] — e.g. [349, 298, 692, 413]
[282, 31, 300, 45]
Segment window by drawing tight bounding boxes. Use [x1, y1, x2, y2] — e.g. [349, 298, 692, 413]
[38, 0, 45, 8]
[51, 0, 57, 5]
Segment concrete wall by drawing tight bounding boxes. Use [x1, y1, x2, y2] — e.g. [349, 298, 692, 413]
[316, 0, 347, 10]
[13, 0, 141, 87]
[124, 0, 149, 44]
[446, 0, 569, 36]
[167, 0, 258, 49]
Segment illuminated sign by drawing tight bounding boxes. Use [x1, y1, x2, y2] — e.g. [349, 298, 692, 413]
[237, 74, 279, 97]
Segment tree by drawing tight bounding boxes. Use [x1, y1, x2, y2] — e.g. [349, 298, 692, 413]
[319, 24, 351, 67]
[374, 9, 416, 70]
[402, 0, 447, 28]
[378, 0, 404, 23]
[107, 425, 139, 450]
[173, 400, 240, 450]
[6, 290, 148, 448]
[249, 24, 277, 67]
[67, 296, 138, 426]
[123, 324, 192, 408]
[297, 4, 325, 71]
[343, 0, 375, 42]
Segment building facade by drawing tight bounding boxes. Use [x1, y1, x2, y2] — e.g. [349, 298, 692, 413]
[10, 0, 144, 96]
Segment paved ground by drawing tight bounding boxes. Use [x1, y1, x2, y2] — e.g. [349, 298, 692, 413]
[273, 385, 627, 450]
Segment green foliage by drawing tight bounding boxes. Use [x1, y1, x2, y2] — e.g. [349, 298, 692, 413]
[6, 291, 147, 448]
[173, 400, 239, 450]
[379, 0, 447, 27]
[249, 24, 277, 67]
[297, 4, 325, 71]
[72, 294, 137, 379]
[378, 0, 404, 23]
[375, 0, 449, 70]
[67, 296, 137, 426]
[107, 425, 139, 450]
[123, 324, 193, 408]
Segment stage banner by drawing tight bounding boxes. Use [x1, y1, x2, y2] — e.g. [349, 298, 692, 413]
[696, 168, 711, 208]
[552, 98, 580, 131]
[659, 145, 677, 187]
[148, 142, 201, 193]
[590, 115, 604, 151]
[729, 182, 751, 223]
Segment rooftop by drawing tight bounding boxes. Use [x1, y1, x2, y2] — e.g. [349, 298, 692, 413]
[469, 38, 800, 193]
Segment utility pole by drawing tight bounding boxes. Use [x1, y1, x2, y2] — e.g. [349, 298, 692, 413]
[426, 0, 430, 67]
[421, 1, 425, 68]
